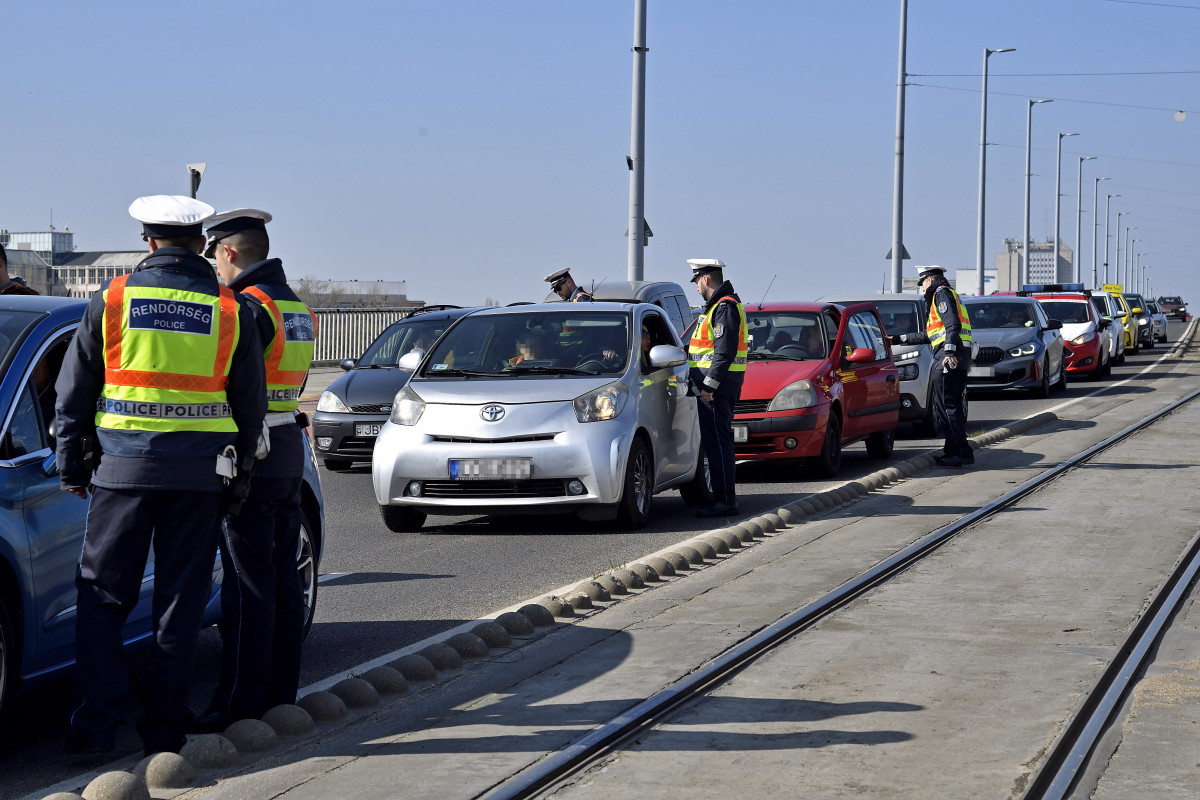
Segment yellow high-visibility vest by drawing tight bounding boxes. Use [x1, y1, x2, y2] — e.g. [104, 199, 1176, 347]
[688, 296, 748, 373]
[243, 286, 317, 412]
[926, 288, 973, 350]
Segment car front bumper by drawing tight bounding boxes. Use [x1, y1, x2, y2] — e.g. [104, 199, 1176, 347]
[312, 411, 390, 461]
[732, 408, 824, 459]
[967, 355, 1040, 391]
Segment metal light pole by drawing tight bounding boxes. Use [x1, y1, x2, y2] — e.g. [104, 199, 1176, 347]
[1136, 254, 1144, 293]
[976, 47, 1016, 297]
[186, 162, 206, 198]
[1023, 99, 1053, 284]
[1124, 231, 1136, 288]
[1103, 193, 1119, 285]
[1052, 132, 1078, 280]
[626, 0, 648, 282]
[1115, 212, 1130, 288]
[1091, 176, 1109, 289]
[890, 0, 908, 294]
[1075, 156, 1096, 284]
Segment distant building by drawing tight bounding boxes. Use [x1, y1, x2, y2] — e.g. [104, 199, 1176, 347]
[57, 251, 147, 298]
[293, 279, 422, 308]
[954, 239, 1074, 295]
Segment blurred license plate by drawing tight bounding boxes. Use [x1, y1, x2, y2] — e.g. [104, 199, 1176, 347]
[971, 366, 995, 377]
[355, 423, 382, 437]
[449, 458, 532, 480]
[733, 425, 748, 443]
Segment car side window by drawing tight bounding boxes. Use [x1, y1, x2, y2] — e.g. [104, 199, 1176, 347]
[4, 383, 47, 459]
[847, 312, 887, 361]
[641, 313, 673, 372]
[1032, 302, 1049, 328]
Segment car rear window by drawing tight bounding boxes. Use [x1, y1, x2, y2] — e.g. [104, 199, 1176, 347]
[963, 302, 1036, 329]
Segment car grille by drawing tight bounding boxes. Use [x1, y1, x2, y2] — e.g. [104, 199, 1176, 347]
[430, 434, 558, 444]
[350, 404, 392, 413]
[419, 479, 568, 498]
[975, 346, 1005, 365]
[734, 399, 771, 414]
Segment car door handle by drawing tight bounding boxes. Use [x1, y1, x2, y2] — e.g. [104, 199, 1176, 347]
[886, 375, 897, 384]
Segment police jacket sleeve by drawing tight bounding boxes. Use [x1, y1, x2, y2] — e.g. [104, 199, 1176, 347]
[54, 293, 107, 489]
[894, 330, 930, 346]
[702, 300, 741, 391]
[935, 287, 964, 352]
[226, 299, 268, 467]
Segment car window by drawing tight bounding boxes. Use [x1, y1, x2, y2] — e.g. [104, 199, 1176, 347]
[745, 311, 825, 359]
[3, 383, 47, 459]
[358, 317, 456, 367]
[1091, 296, 1110, 317]
[1039, 301, 1091, 324]
[0, 309, 44, 381]
[846, 311, 888, 361]
[964, 302, 1036, 329]
[640, 313, 674, 372]
[871, 300, 921, 337]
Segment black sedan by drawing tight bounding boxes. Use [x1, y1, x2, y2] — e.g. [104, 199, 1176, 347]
[312, 305, 480, 470]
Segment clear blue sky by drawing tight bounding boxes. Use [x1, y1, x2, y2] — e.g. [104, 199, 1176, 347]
[3, 0, 1196, 306]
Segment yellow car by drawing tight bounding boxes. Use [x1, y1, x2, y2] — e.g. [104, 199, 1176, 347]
[1108, 291, 1138, 354]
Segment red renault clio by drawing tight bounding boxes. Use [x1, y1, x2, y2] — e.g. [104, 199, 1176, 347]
[732, 302, 901, 476]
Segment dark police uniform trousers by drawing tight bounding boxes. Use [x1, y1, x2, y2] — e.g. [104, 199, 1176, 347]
[932, 353, 971, 460]
[697, 383, 740, 506]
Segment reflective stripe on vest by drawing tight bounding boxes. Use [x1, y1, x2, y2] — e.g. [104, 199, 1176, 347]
[243, 286, 316, 412]
[926, 288, 973, 350]
[97, 274, 239, 432]
[688, 296, 748, 372]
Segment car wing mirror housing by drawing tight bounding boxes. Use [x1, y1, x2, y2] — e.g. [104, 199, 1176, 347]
[1100, 318, 1113, 329]
[846, 347, 877, 364]
[339, 358, 356, 372]
[648, 344, 687, 369]
[1046, 319, 1064, 330]
[398, 351, 423, 372]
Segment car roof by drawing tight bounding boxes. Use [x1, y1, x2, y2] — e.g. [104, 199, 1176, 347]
[1031, 293, 1090, 302]
[963, 295, 1035, 304]
[392, 305, 480, 322]
[472, 301, 643, 316]
[744, 301, 830, 313]
[0, 294, 88, 313]
[827, 293, 922, 303]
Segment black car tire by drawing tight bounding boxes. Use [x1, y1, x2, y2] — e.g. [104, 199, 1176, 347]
[323, 458, 354, 472]
[380, 505, 427, 533]
[298, 511, 319, 640]
[679, 451, 713, 507]
[1051, 355, 1067, 393]
[1031, 357, 1051, 399]
[0, 593, 15, 725]
[813, 413, 843, 478]
[915, 394, 939, 437]
[866, 426, 895, 459]
[616, 438, 653, 529]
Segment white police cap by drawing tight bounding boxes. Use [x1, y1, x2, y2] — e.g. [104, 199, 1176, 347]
[128, 195, 215, 239]
[544, 267, 573, 289]
[204, 208, 273, 257]
[687, 258, 726, 282]
[916, 264, 946, 279]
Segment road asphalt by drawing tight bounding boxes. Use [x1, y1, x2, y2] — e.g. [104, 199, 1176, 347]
[28, 341, 1200, 800]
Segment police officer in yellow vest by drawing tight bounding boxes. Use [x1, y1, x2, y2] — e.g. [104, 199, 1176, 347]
[891, 264, 974, 467]
[54, 196, 267, 755]
[687, 258, 747, 518]
[194, 209, 317, 732]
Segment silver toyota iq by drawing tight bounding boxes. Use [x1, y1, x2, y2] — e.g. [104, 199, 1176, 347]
[371, 302, 710, 531]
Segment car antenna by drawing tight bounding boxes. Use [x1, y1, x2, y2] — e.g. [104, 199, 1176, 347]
[757, 274, 777, 310]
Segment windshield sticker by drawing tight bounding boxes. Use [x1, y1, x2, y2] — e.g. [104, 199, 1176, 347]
[431, 363, 449, 371]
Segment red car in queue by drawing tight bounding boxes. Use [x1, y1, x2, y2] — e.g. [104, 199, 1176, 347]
[733, 302, 901, 477]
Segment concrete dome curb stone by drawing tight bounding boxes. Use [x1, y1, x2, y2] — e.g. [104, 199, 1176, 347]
[776, 507, 800, 525]
[565, 592, 594, 610]
[299, 690, 350, 721]
[713, 530, 742, 549]
[495, 611, 536, 636]
[608, 568, 645, 590]
[362, 665, 410, 694]
[81, 771, 150, 800]
[674, 545, 705, 565]
[518, 603, 558, 627]
[689, 539, 717, 560]
[761, 512, 786, 529]
[221, 718, 279, 752]
[330, 677, 380, 708]
[471, 621, 514, 648]
[44, 793, 85, 800]
[642, 556, 675, 577]
[133, 752, 195, 789]
[661, 551, 691, 571]
[446, 632, 491, 658]
[594, 574, 628, 596]
[179, 734, 240, 769]
[261, 703, 317, 736]
[699, 536, 730, 555]
[538, 596, 576, 618]
[572, 580, 612, 602]
[388, 653, 439, 681]
[419, 643, 465, 670]
[628, 563, 661, 582]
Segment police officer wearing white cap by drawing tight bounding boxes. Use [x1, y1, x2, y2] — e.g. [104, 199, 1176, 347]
[545, 268, 592, 302]
[891, 265, 974, 467]
[686, 258, 748, 517]
[195, 209, 317, 732]
[54, 195, 267, 755]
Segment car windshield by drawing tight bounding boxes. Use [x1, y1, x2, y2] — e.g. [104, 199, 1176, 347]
[745, 311, 826, 360]
[965, 302, 1037, 330]
[1039, 301, 1091, 325]
[422, 310, 630, 376]
[358, 317, 457, 367]
[1124, 294, 1147, 312]
[1160, 296, 1182, 304]
[0, 309, 43, 378]
[870, 300, 922, 337]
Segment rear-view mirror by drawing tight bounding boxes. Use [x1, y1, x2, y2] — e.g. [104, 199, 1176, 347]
[398, 351, 422, 372]
[339, 358, 356, 371]
[1100, 318, 1113, 329]
[648, 344, 687, 369]
[1046, 319, 1063, 330]
[846, 347, 877, 364]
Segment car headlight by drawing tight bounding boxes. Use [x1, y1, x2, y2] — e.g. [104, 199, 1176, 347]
[767, 379, 819, 411]
[573, 381, 628, 423]
[896, 363, 919, 381]
[316, 391, 349, 413]
[389, 386, 426, 426]
[1070, 332, 1095, 346]
[1007, 343, 1037, 358]
[894, 349, 921, 362]
[1138, 318, 1148, 326]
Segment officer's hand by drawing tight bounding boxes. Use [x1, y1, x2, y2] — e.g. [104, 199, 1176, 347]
[890, 334, 903, 345]
[943, 354, 959, 370]
[700, 390, 714, 404]
[65, 486, 88, 499]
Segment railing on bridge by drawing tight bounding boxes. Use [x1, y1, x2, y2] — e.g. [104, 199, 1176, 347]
[311, 307, 416, 365]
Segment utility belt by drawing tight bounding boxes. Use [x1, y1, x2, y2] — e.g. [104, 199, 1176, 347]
[265, 410, 309, 428]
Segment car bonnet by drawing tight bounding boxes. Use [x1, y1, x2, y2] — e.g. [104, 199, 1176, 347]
[409, 374, 625, 405]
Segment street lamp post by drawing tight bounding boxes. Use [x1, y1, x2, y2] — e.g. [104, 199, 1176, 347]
[1074, 155, 1095, 284]
[626, 0, 648, 282]
[1053, 132, 1079, 280]
[1114, 212, 1130, 287]
[891, 0, 909, 294]
[1125, 232, 1136, 288]
[1091, 176, 1109, 289]
[976, 47, 1015, 297]
[1023, 99, 1053, 285]
[1103, 193, 1119, 285]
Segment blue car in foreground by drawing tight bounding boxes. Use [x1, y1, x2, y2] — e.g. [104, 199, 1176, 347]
[0, 295, 324, 719]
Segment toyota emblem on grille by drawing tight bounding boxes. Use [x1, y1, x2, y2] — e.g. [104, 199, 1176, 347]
[480, 404, 505, 422]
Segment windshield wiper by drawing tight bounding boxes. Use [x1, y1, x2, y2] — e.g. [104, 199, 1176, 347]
[426, 368, 508, 377]
[747, 352, 810, 361]
[506, 365, 603, 376]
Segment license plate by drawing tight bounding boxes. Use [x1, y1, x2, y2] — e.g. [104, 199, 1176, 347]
[355, 423, 382, 437]
[733, 425, 748, 443]
[449, 457, 533, 480]
[971, 366, 995, 377]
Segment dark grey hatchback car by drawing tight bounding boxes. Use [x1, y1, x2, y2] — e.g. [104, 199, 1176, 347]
[311, 305, 480, 470]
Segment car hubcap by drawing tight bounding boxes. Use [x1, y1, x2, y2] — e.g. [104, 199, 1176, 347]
[297, 524, 316, 625]
[633, 449, 651, 513]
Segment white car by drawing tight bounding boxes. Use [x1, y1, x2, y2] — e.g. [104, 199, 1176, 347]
[1090, 292, 1127, 366]
[372, 302, 710, 531]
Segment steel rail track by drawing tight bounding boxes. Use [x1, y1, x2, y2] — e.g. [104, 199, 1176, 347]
[481, 386, 1200, 800]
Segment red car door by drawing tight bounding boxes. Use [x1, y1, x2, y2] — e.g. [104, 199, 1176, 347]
[835, 303, 900, 440]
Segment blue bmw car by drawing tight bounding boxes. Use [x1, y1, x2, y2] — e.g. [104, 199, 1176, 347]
[0, 295, 324, 719]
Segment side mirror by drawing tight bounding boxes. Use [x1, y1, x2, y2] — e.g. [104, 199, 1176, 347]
[648, 344, 687, 369]
[398, 351, 422, 373]
[339, 358, 356, 372]
[845, 347, 877, 364]
[1131, 307, 1144, 315]
[1099, 318, 1113, 329]
[1045, 319, 1063, 330]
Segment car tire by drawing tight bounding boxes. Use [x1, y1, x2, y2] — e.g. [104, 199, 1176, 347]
[380, 505, 427, 533]
[866, 426, 895, 459]
[298, 511, 319, 640]
[1051, 356, 1067, 393]
[1030, 357, 1051, 399]
[679, 451, 713, 507]
[616, 437, 654, 529]
[915, 396, 938, 437]
[0, 593, 15, 725]
[813, 413, 843, 478]
[323, 458, 353, 472]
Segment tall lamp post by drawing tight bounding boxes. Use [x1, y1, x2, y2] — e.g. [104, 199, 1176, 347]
[976, 47, 1016, 296]
[1125, 231, 1136, 288]
[1023, 99, 1053, 284]
[626, 0, 648, 281]
[890, 0, 909, 294]
[1103, 193, 1120, 285]
[1072, 154, 1094, 284]
[1114, 211, 1130, 287]
[1052, 132, 1079, 280]
[1091, 176, 1109, 289]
